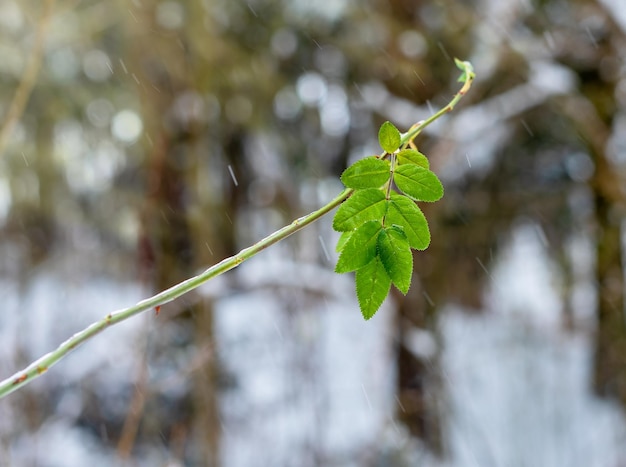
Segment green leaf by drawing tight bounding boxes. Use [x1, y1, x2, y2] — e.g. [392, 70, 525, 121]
[378, 121, 401, 153]
[454, 58, 475, 82]
[341, 157, 391, 189]
[335, 221, 382, 273]
[397, 149, 429, 169]
[355, 256, 391, 320]
[335, 231, 352, 252]
[394, 165, 444, 202]
[332, 188, 387, 232]
[377, 226, 413, 294]
[386, 193, 430, 250]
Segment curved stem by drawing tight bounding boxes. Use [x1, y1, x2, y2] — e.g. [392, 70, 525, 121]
[0, 59, 475, 399]
[401, 59, 475, 146]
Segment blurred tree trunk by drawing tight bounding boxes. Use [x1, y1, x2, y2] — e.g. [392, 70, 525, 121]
[593, 178, 626, 401]
[560, 49, 626, 402]
[121, 4, 228, 464]
[142, 129, 221, 466]
[585, 17, 626, 407]
[395, 289, 443, 456]
[578, 102, 626, 402]
[590, 131, 626, 401]
[6, 100, 57, 267]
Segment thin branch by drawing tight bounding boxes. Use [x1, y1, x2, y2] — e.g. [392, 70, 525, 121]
[402, 59, 475, 145]
[0, 187, 353, 398]
[0, 60, 475, 399]
[0, 0, 55, 156]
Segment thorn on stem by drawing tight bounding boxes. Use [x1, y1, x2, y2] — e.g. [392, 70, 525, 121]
[13, 374, 27, 385]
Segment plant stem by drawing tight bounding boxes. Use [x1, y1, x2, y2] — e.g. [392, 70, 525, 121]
[0, 188, 352, 398]
[401, 60, 475, 146]
[0, 59, 474, 400]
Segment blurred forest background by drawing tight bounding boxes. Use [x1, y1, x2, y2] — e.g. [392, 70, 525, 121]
[1, 0, 626, 466]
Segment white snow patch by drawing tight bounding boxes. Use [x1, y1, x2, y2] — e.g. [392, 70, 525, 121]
[487, 222, 562, 329]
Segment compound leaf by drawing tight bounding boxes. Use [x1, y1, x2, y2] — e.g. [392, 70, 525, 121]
[377, 226, 413, 294]
[341, 157, 391, 189]
[332, 188, 387, 232]
[394, 165, 444, 202]
[378, 121, 401, 153]
[355, 256, 391, 320]
[397, 149, 429, 169]
[335, 221, 382, 273]
[386, 193, 430, 250]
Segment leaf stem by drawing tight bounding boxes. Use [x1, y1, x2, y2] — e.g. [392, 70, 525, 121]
[385, 153, 396, 200]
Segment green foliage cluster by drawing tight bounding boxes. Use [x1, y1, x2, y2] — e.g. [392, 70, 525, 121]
[333, 122, 444, 319]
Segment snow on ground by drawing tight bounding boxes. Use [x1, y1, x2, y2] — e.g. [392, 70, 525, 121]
[213, 222, 626, 466]
[0, 261, 144, 467]
[215, 252, 397, 467]
[442, 307, 626, 467]
[2, 223, 626, 466]
[440, 223, 626, 467]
